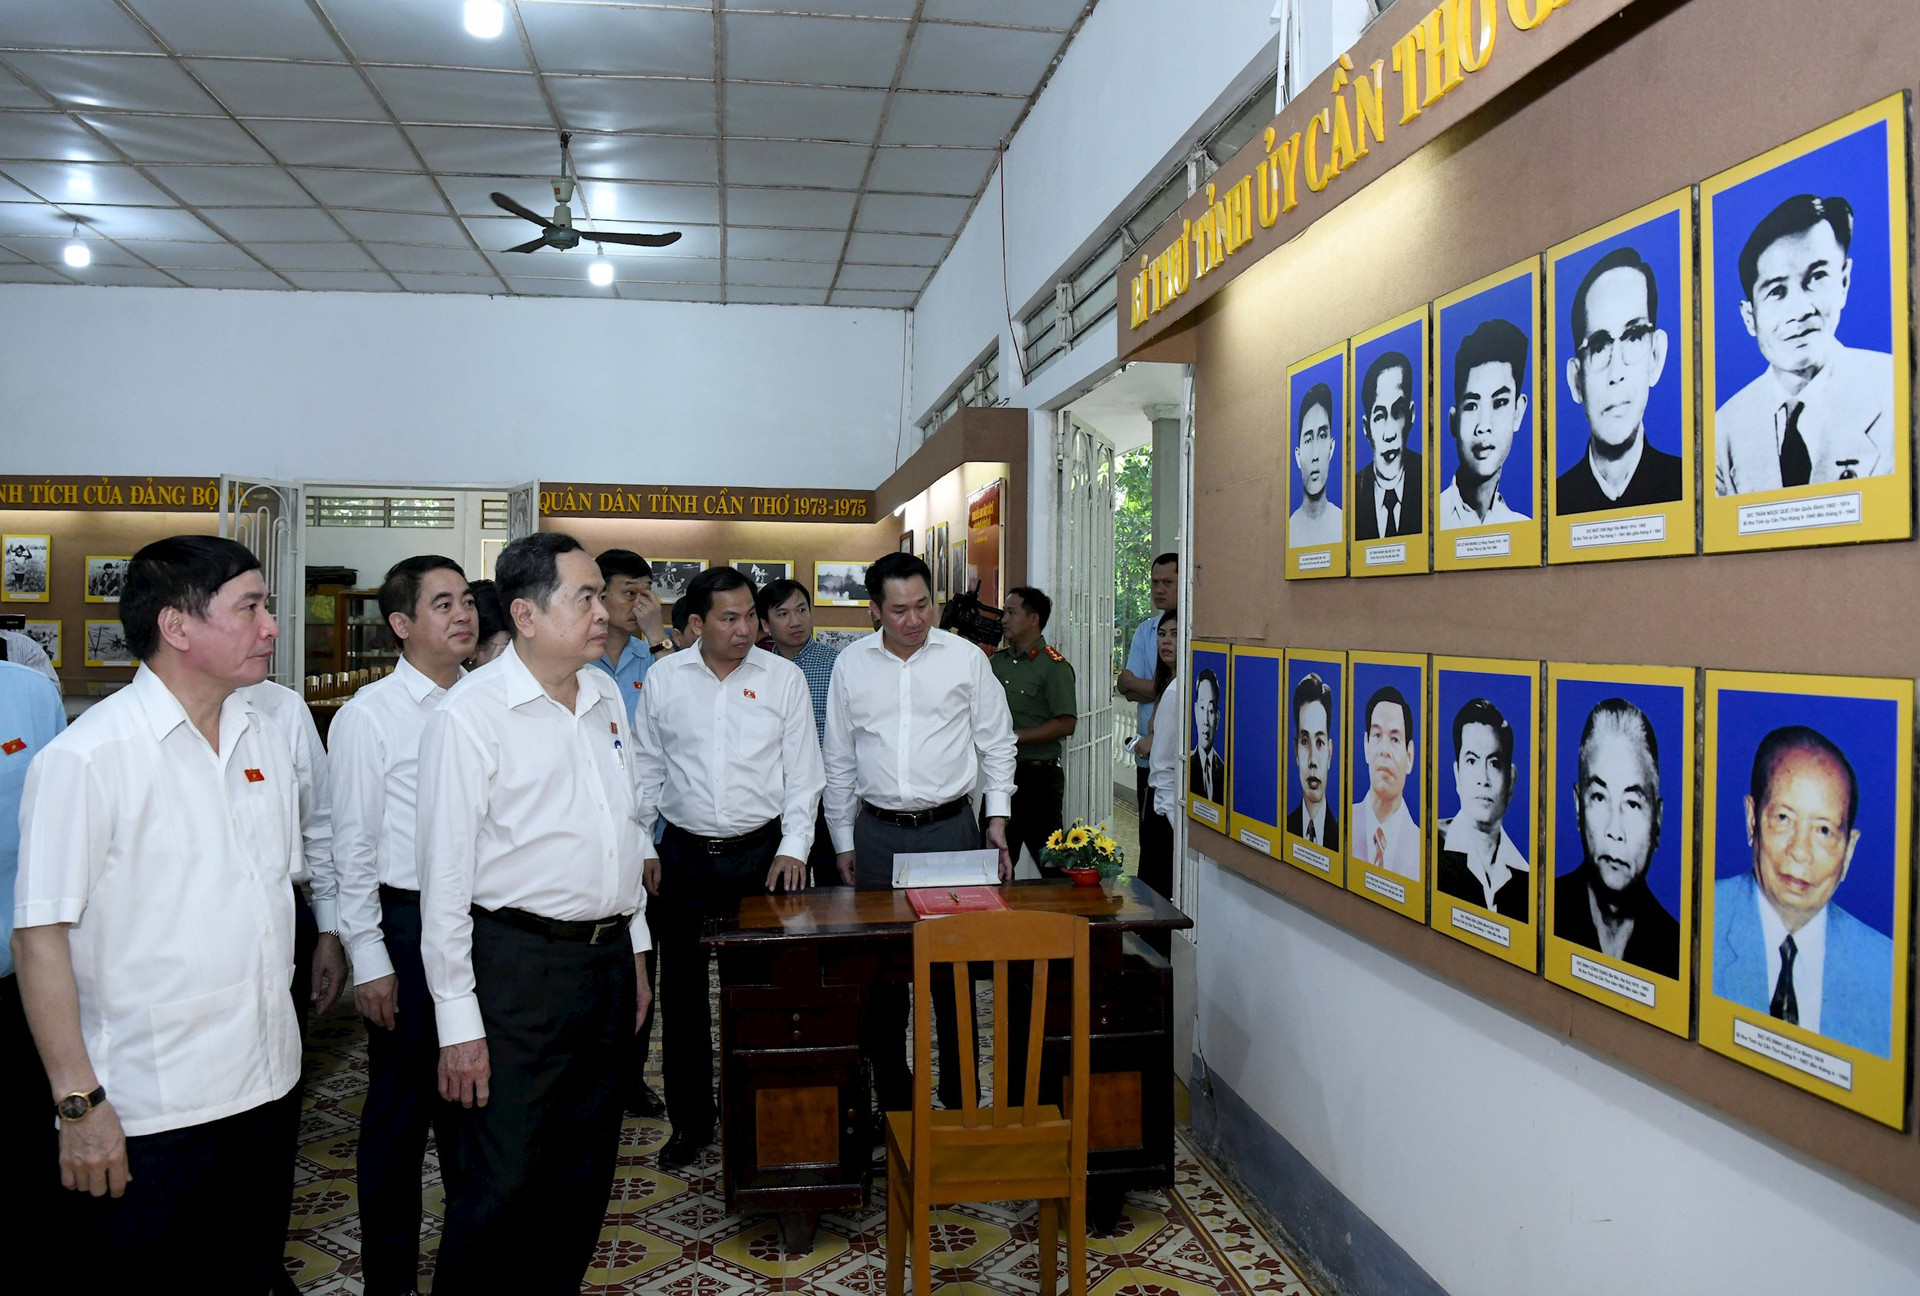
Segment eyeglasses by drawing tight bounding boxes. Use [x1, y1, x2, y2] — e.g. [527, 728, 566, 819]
[1577, 319, 1656, 368]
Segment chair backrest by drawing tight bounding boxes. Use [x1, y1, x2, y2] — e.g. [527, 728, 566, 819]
[910, 910, 1091, 1169]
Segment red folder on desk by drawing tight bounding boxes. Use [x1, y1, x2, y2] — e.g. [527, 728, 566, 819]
[907, 886, 1009, 917]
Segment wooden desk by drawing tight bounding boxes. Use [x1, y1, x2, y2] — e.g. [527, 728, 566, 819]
[704, 879, 1193, 1253]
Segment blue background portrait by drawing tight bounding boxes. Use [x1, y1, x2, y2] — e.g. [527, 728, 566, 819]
[1438, 272, 1538, 518]
[1351, 661, 1424, 828]
[1550, 677, 1688, 920]
[1712, 688, 1900, 940]
[1287, 350, 1347, 515]
[1709, 118, 1896, 399]
[1191, 647, 1230, 771]
[1351, 318, 1426, 481]
[1435, 667, 1535, 851]
[1285, 655, 1345, 823]
[1231, 652, 1281, 828]
[1551, 207, 1688, 472]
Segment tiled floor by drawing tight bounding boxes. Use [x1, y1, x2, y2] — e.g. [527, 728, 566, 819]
[284, 1003, 1316, 1296]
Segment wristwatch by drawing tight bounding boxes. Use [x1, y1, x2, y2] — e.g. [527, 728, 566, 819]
[650, 637, 672, 653]
[56, 1086, 107, 1122]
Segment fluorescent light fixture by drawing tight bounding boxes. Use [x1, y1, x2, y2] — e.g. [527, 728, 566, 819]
[464, 0, 505, 39]
[63, 240, 91, 268]
[588, 259, 614, 287]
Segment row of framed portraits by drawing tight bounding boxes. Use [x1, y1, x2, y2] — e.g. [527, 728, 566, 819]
[6, 617, 134, 668]
[1185, 641, 1913, 1128]
[1, 535, 129, 604]
[1284, 94, 1912, 578]
[642, 558, 876, 608]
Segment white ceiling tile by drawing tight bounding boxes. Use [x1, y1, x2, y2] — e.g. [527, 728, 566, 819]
[443, 179, 543, 219]
[3, 233, 145, 266]
[281, 269, 398, 291]
[68, 263, 182, 286]
[292, 169, 448, 214]
[830, 288, 917, 307]
[616, 280, 721, 302]
[246, 241, 381, 271]
[521, 4, 713, 77]
[881, 91, 1025, 148]
[0, 113, 119, 162]
[576, 179, 719, 225]
[0, 1, 159, 52]
[590, 224, 718, 259]
[573, 133, 717, 185]
[727, 258, 834, 289]
[724, 186, 854, 229]
[900, 23, 1065, 96]
[168, 268, 292, 289]
[723, 84, 885, 143]
[0, 262, 69, 283]
[3, 160, 173, 206]
[726, 227, 843, 261]
[0, 203, 94, 238]
[3, 53, 221, 114]
[835, 262, 929, 291]
[407, 125, 559, 176]
[390, 272, 501, 294]
[853, 191, 968, 235]
[845, 230, 946, 265]
[546, 77, 714, 136]
[506, 273, 617, 298]
[125, 0, 345, 60]
[509, 252, 717, 284]
[922, 0, 1088, 28]
[721, 0, 918, 15]
[727, 285, 828, 305]
[0, 175, 37, 201]
[244, 120, 418, 169]
[80, 113, 273, 163]
[366, 242, 491, 274]
[146, 164, 311, 206]
[0, 242, 26, 262]
[332, 209, 470, 244]
[80, 207, 227, 245]
[726, 140, 867, 189]
[114, 239, 263, 269]
[367, 67, 552, 128]
[186, 59, 384, 120]
[317, 0, 531, 71]
[722, 14, 908, 88]
[865, 145, 991, 195]
[199, 206, 343, 241]
[0, 68, 52, 110]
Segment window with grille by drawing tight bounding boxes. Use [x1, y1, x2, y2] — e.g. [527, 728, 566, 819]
[305, 494, 455, 528]
[917, 346, 1001, 441]
[480, 497, 508, 530]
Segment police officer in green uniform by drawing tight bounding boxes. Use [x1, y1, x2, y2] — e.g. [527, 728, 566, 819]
[990, 587, 1078, 876]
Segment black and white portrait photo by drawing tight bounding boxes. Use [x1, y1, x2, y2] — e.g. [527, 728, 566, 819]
[648, 559, 708, 604]
[85, 555, 130, 603]
[85, 618, 136, 667]
[2, 534, 50, 602]
[23, 619, 61, 667]
[814, 560, 872, 606]
[813, 628, 869, 652]
[733, 560, 792, 590]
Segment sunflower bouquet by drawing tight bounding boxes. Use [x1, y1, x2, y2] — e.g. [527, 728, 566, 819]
[1041, 819, 1126, 883]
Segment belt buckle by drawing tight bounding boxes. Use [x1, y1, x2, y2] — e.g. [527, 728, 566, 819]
[589, 918, 622, 945]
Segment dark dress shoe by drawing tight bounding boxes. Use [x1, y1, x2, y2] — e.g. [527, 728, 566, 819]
[626, 1082, 666, 1118]
[658, 1128, 710, 1170]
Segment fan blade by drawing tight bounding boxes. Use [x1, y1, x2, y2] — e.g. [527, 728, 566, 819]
[588, 228, 683, 248]
[502, 234, 551, 253]
[491, 191, 556, 229]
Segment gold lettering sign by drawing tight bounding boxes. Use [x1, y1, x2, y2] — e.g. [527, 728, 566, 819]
[540, 482, 874, 524]
[0, 475, 220, 512]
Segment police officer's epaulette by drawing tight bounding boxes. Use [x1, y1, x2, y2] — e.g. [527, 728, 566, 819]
[1045, 645, 1066, 663]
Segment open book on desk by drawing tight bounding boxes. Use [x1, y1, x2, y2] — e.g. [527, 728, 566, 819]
[891, 848, 1000, 890]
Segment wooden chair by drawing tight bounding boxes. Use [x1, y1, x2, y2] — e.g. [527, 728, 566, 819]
[884, 910, 1091, 1296]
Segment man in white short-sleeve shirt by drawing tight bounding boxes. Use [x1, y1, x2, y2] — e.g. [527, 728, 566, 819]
[12, 536, 304, 1294]
[416, 531, 652, 1294]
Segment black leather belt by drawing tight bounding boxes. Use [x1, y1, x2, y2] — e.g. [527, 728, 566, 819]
[662, 818, 780, 856]
[1016, 758, 1059, 768]
[475, 904, 632, 946]
[861, 797, 969, 829]
[379, 884, 420, 905]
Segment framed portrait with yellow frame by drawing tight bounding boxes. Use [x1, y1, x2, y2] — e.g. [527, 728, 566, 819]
[1226, 645, 1284, 860]
[1283, 342, 1349, 579]
[1347, 650, 1427, 923]
[1281, 648, 1347, 887]
[1348, 306, 1430, 578]
[1699, 669, 1912, 1128]
[1544, 663, 1696, 1037]
[1186, 640, 1231, 832]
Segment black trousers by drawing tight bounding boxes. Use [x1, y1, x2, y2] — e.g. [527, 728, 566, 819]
[292, 883, 318, 1037]
[357, 889, 457, 1296]
[806, 804, 838, 887]
[1008, 759, 1066, 875]
[852, 807, 979, 1112]
[61, 1088, 302, 1296]
[657, 821, 780, 1137]
[1, 972, 59, 1250]
[1137, 803, 1174, 902]
[435, 908, 635, 1296]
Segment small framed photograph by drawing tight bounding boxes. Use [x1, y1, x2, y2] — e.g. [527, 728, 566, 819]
[648, 559, 708, 604]
[1347, 650, 1428, 923]
[813, 628, 869, 652]
[1348, 306, 1430, 577]
[2, 534, 51, 603]
[732, 560, 792, 589]
[899, 529, 915, 555]
[84, 618, 137, 668]
[1282, 648, 1347, 886]
[1283, 342, 1349, 579]
[1434, 259, 1542, 570]
[85, 555, 131, 603]
[23, 619, 61, 667]
[1187, 641, 1231, 828]
[814, 560, 872, 607]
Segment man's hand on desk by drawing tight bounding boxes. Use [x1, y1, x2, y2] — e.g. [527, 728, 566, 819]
[765, 855, 805, 892]
[835, 850, 856, 886]
[985, 817, 1012, 882]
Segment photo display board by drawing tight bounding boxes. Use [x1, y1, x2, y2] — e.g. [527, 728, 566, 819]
[1347, 651, 1429, 923]
[1283, 342, 1350, 579]
[1430, 656, 1541, 971]
[1348, 307, 1431, 577]
[1228, 645, 1284, 859]
[1187, 641, 1232, 830]
[1282, 649, 1347, 887]
[1544, 663, 1697, 1037]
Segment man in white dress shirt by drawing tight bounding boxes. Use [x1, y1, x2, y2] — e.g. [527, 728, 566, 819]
[631, 566, 824, 1169]
[12, 536, 304, 1294]
[1352, 685, 1421, 880]
[824, 551, 1017, 1113]
[330, 555, 474, 1296]
[416, 531, 652, 1294]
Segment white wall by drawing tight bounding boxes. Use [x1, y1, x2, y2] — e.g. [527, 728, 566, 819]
[0, 284, 908, 488]
[1195, 858, 1920, 1296]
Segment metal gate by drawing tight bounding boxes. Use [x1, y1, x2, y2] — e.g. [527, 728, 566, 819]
[218, 476, 303, 688]
[1053, 414, 1117, 835]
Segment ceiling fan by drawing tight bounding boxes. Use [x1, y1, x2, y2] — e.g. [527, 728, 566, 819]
[489, 132, 682, 254]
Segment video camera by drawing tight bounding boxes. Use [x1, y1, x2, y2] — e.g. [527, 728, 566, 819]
[940, 585, 1004, 649]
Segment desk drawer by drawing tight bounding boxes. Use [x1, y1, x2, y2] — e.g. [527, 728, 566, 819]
[732, 1003, 861, 1050]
